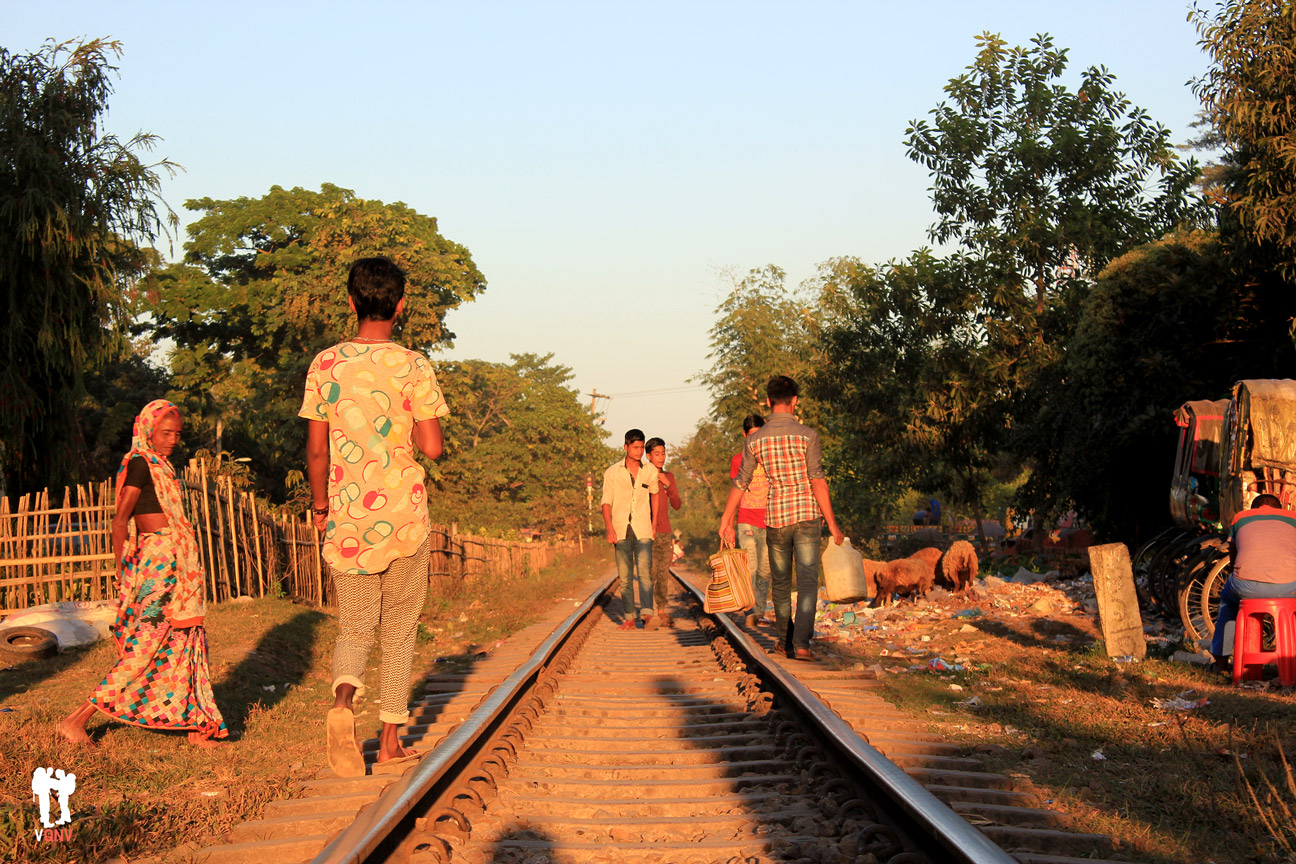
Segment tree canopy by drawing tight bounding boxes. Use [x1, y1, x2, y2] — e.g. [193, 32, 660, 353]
[145, 183, 485, 495]
[905, 32, 1205, 320]
[1192, 0, 1296, 279]
[0, 38, 176, 494]
[428, 353, 616, 535]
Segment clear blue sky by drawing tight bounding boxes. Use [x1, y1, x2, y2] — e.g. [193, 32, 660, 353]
[7, 1, 1210, 447]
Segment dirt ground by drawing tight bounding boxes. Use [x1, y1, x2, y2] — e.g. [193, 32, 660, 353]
[0, 546, 612, 864]
[806, 559, 1296, 864]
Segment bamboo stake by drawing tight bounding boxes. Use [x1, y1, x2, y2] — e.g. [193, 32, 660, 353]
[249, 494, 265, 597]
[199, 459, 217, 601]
[313, 517, 325, 606]
[226, 477, 241, 597]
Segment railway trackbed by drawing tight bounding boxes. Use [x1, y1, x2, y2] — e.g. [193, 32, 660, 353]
[189, 570, 1138, 864]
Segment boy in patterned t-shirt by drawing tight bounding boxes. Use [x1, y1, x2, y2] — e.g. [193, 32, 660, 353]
[301, 257, 449, 777]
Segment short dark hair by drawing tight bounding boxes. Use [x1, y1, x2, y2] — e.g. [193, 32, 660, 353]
[1252, 493, 1282, 509]
[766, 375, 799, 406]
[624, 428, 645, 445]
[742, 414, 765, 434]
[645, 437, 665, 454]
[348, 257, 406, 321]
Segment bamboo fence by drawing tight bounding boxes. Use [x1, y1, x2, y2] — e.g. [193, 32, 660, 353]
[0, 458, 578, 613]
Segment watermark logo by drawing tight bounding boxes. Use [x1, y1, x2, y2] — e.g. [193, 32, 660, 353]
[31, 766, 76, 841]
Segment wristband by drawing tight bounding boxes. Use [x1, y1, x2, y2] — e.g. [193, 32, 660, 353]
[312, 506, 329, 516]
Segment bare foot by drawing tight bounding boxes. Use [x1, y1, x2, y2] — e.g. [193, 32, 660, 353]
[376, 743, 418, 763]
[188, 731, 227, 748]
[57, 717, 94, 747]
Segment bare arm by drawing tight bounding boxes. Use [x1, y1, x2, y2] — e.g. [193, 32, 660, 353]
[811, 477, 844, 544]
[413, 417, 443, 461]
[602, 503, 616, 545]
[306, 420, 330, 532]
[717, 486, 744, 547]
[112, 486, 142, 570]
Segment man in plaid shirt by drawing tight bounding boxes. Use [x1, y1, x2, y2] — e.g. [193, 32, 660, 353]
[719, 376, 844, 661]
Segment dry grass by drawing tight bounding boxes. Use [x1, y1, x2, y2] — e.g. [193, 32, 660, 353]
[0, 546, 611, 864]
[818, 581, 1296, 864]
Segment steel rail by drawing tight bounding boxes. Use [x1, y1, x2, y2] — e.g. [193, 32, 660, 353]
[311, 574, 616, 864]
[677, 575, 1017, 864]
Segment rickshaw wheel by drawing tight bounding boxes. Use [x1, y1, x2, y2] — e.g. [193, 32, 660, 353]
[1193, 553, 1231, 647]
[1152, 533, 1207, 616]
[1133, 528, 1181, 610]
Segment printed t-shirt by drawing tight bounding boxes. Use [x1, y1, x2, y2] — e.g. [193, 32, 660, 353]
[729, 451, 767, 529]
[299, 341, 450, 574]
[1230, 505, 1296, 584]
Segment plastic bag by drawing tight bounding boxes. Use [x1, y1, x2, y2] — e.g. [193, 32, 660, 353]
[823, 538, 871, 603]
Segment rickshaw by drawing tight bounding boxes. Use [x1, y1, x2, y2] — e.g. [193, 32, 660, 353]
[1163, 380, 1296, 644]
[1133, 398, 1227, 621]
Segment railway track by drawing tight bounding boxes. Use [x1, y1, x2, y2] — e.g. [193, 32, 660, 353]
[192, 570, 1139, 864]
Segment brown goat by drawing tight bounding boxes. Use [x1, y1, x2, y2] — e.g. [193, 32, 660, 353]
[908, 546, 943, 580]
[938, 540, 980, 593]
[875, 557, 934, 606]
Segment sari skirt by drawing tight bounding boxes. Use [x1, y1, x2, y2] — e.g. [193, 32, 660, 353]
[89, 531, 228, 739]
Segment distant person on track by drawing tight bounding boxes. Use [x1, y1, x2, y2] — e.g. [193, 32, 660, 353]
[719, 376, 845, 661]
[728, 414, 771, 630]
[1210, 493, 1296, 674]
[301, 256, 449, 777]
[59, 400, 228, 747]
[601, 429, 659, 630]
[644, 437, 681, 629]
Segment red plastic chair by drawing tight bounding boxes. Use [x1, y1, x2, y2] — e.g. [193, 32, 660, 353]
[1232, 597, 1296, 686]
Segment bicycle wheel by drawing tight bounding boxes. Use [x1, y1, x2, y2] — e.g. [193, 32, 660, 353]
[1177, 543, 1227, 644]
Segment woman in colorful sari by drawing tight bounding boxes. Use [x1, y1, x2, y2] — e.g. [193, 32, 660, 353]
[59, 400, 227, 746]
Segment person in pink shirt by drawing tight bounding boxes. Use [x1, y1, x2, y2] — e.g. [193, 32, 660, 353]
[729, 415, 770, 629]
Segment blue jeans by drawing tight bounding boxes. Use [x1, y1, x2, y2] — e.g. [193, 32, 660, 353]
[614, 526, 653, 619]
[1212, 574, 1296, 655]
[767, 519, 822, 650]
[737, 522, 769, 618]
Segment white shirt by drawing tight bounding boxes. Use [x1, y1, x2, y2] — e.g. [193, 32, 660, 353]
[600, 459, 660, 541]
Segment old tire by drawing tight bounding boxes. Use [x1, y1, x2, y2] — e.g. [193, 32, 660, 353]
[0, 626, 58, 665]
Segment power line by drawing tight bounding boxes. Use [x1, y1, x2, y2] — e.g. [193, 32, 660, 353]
[608, 385, 708, 399]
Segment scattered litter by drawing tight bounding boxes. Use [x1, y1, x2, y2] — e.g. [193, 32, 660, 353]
[1112, 655, 1138, 663]
[1170, 651, 1211, 666]
[261, 684, 276, 692]
[1091, 749, 1106, 760]
[0, 707, 15, 712]
[457, 613, 468, 623]
[953, 609, 984, 619]
[948, 683, 963, 691]
[928, 657, 963, 673]
[956, 695, 984, 708]
[1147, 721, 1168, 727]
[1151, 691, 1209, 711]
[958, 624, 978, 633]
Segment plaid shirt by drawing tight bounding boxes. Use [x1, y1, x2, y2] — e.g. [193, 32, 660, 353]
[733, 413, 825, 528]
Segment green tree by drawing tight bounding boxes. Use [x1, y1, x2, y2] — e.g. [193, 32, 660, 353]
[428, 354, 616, 536]
[145, 184, 485, 496]
[811, 252, 1010, 535]
[905, 32, 1204, 323]
[1016, 229, 1296, 538]
[0, 39, 176, 494]
[695, 265, 825, 427]
[1192, 0, 1296, 279]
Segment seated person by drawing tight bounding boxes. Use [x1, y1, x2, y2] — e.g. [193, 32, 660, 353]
[1211, 493, 1296, 673]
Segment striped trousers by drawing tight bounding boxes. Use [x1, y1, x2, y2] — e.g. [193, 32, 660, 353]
[331, 536, 430, 725]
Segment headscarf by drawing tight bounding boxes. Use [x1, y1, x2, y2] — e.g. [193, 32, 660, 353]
[115, 399, 207, 626]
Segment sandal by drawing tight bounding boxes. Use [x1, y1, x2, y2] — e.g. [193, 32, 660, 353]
[326, 707, 366, 778]
[372, 749, 423, 775]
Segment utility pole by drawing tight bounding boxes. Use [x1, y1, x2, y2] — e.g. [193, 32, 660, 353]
[589, 389, 610, 416]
